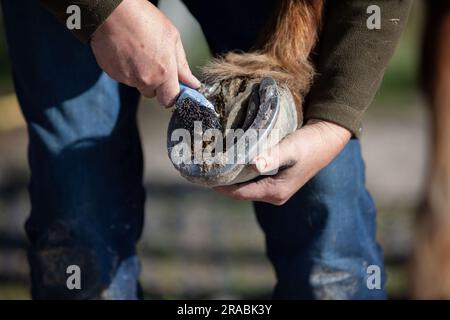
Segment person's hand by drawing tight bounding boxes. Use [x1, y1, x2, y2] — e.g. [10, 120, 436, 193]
[214, 119, 352, 205]
[90, 0, 200, 106]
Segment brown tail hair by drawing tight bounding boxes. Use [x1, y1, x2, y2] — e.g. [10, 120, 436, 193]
[202, 0, 324, 106]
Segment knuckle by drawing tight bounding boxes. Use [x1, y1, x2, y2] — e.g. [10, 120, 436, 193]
[162, 98, 173, 107]
[158, 82, 179, 107]
[271, 198, 287, 206]
[230, 190, 245, 201]
[158, 92, 175, 107]
[179, 59, 189, 70]
[122, 75, 135, 87]
[270, 189, 288, 206]
[138, 68, 170, 89]
[166, 24, 180, 42]
[157, 94, 169, 107]
[136, 72, 154, 88]
[138, 78, 151, 88]
[145, 63, 172, 84]
[156, 63, 170, 79]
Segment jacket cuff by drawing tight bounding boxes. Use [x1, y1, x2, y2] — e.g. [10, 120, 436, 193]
[304, 103, 364, 138]
[40, 0, 123, 43]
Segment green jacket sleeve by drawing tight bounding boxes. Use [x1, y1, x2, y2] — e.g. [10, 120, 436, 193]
[39, 0, 123, 43]
[305, 0, 413, 137]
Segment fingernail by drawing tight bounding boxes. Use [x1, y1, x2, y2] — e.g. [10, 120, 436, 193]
[192, 75, 201, 87]
[255, 157, 268, 172]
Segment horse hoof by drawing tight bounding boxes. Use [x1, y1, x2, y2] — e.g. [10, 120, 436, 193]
[167, 77, 298, 187]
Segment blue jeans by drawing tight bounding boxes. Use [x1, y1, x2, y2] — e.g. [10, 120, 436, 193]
[2, 0, 385, 299]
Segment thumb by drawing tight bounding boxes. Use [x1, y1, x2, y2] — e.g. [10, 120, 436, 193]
[251, 135, 297, 175]
[176, 40, 201, 89]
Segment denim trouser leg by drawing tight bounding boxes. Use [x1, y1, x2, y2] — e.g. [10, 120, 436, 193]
[254, 140, 386, 299]
[2, 0, 145, 299]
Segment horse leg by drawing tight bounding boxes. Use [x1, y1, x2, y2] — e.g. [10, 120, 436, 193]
[411, 0, 450, 299]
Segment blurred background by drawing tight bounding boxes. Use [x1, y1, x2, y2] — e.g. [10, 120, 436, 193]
[0, 0, 433, 299]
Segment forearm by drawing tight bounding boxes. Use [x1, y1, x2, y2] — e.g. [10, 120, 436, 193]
[305, 0, 413, 137]
[39, 0, 123, 43]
